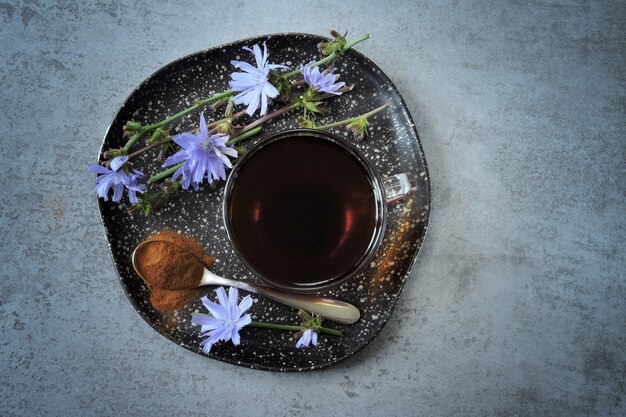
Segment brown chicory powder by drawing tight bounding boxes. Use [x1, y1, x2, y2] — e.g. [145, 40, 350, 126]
[135, 230, 214, 312]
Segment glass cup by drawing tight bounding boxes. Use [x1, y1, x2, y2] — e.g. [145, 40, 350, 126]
[223, 129, 415, 293]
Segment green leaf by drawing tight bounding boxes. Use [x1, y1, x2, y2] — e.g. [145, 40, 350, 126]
[305, 101, 321, 113]
[297, 116, 316, 128]
[270, 71, 293, 102]
[123, 120, 143, 137]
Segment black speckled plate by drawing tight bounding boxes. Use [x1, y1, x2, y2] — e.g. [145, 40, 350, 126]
[97, 33, 430, 371]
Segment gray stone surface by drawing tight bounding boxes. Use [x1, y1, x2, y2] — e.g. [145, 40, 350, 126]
[1, 0, 624, 415]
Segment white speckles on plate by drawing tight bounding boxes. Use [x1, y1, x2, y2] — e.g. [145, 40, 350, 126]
[97, 33, 430, 372]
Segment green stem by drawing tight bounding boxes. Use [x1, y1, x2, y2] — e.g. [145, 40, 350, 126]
[126, 107, 245, 158]
[144, 90, 234, 131]
[209, 110, 247, 129]
[127, 137, 172, 159]
[148, 162, 183, 184]
[123, 132, 144, 153]
[238, 102, 299, 135]
[122, 33, 370, 153]
[122, 91, 235, 153]
[315, 103, 390, 130]
[283, 33, 371, 78]
[192, 312, 342, 336]
[226, 126, 262, 146]
[148, 92, 351, 182]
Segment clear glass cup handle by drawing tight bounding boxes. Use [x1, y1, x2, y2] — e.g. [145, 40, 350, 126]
[382, 173, 417, 203]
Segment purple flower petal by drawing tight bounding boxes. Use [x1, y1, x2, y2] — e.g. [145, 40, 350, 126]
[301, 62, 345, 95]
[201, 342, 213, 354]
[192, 153, 206, 183]
[236, 314, 252, 328]
[191, 315, 221, 329]
[165, 114, 237, 190]
[216, 159, 227, 181]
[250, 44, 264, 67]
[127, 190, 137, 204]
[215, 287, 228, 307]
[263, 81, 279, 99]
[193, 287, 254, 356]
[199, 112, 208, 136]
[245, 89, 262, 116]
[230, 60, 258, 74]
[96, 179, 111, 201]
[200, 295, 229, 320]
[228, 287, 239, 318]
[238, 295, 253, 315]
[131, 169, 145, 179]
[231, 330, 241, 346]
[229, 42, 287, 116]
[112, 182, 124, 202]
[296, 329, 311, 348]
[87, 164, 111, 175]
[172, 132, 197, 149]
[171, 164, 184, 182]
[165, 149, 188, 166]
[89, 157, 144, 204]
[110, 155, 128, 172]
[296, 328, 318, 349]
[220, 146, 238, 158]
[217, 152, 233, 169]
[268, 63, 289, 70]
[208, 327, 231, 343]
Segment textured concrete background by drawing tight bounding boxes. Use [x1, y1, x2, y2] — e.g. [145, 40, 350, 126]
[1, 0, 624, 416]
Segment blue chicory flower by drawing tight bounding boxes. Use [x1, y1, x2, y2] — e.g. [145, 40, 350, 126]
[164, 113, 238, 190]
[229, 42, 288, 116]
[296, 328, 319, 349]
[300, 62, 345, 95]
[87, 155, 145, 204]
[192, 287, 253, 354]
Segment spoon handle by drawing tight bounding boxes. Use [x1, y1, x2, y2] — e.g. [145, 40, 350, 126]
[200, 268, 360, 325]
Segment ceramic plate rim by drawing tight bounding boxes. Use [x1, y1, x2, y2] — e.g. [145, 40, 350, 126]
[95, 32, 431, 371]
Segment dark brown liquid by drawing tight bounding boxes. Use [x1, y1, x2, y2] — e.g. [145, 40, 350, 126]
[227, 136, 377, 289]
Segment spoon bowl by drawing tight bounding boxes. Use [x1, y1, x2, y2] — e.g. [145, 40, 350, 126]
[132, 240, 361, 324]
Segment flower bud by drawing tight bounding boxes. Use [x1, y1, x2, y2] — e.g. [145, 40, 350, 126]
[210, 98, 226, 110]
[157, 142, 171, 162]
[149, 128, 166, 143]
[216, 120, 233, 135]
[317, 30, 348, 57]
[123, 120, 142, 137]
[297, 116, 316, 128]
[347, 117, 370, 141]
[102, 148, 123, 159]
[224, 97, 235, 117]
[317, 41, 334, 56]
